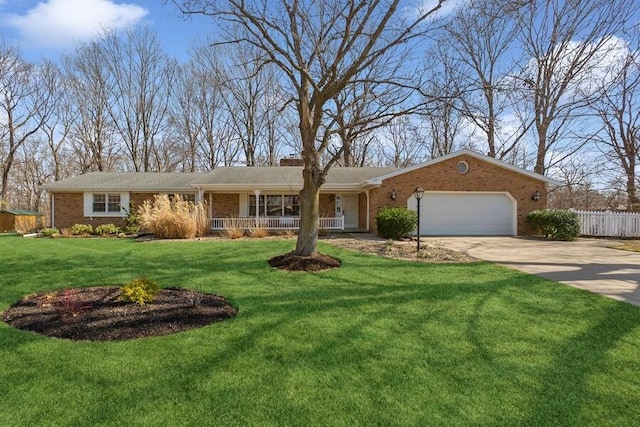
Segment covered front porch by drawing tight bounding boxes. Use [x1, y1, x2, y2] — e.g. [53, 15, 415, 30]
[203, 189, 367, 232]
[210, 216, 345, 230]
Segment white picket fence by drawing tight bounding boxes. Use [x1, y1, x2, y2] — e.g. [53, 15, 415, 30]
[573, 210, 640, 238]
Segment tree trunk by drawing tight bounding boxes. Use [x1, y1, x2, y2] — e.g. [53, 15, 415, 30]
[295, 174, 321, 256]
[626, 168, 640, 211]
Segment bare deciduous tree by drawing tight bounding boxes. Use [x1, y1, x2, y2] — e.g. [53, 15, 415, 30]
[588, 43, 640, 210]
[377, 116, 428, 167]
[0, 43, 53, 202]
[441, 0, 523, 159]
[102, 27, 177, 172]
[512, 0, 639, 175]
[173, 0, 446, 256]
[64, 41, 121, 172]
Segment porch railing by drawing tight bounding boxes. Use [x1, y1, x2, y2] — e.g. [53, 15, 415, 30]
[211, 216, 344, 230]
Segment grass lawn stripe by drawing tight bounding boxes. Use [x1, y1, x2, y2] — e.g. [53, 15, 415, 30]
[1, 236, 640, 426]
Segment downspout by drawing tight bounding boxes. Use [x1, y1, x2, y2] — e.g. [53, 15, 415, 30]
[50, 193, 55, 228]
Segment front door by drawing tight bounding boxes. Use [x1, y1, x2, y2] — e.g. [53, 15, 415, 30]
[342, 195, 359, 229]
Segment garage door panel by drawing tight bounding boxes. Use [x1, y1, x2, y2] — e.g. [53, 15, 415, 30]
[410, 193, 514, 236]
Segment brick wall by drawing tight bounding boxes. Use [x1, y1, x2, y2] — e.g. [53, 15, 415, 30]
[52, 193, 127, 230]
[358, 193, 367, 229]
[211, 193, 239, 217]
[319, 193, 334, 218]
[368, 154, 547, 235]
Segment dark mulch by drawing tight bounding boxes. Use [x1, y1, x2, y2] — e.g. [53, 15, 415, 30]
[268, 252, 341, 271]
[2, 287, 237, 341]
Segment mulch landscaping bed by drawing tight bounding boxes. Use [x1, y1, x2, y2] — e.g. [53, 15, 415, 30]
[268, 252, 342, 271]
[2, 287, 237, 341]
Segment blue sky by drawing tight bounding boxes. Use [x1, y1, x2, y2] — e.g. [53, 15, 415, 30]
[0, 0, 461, 63]
[0, 0, 212, 62]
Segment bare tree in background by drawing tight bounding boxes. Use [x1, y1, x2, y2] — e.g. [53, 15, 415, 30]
[216, 44, 283, 166]
[37, 61, 73, 181]
[102, 27, 177, 171]
[512, 0, 639, 175]
[587, 43, 640, 210]
[173, 0, 446, 256]
[0, 43, 53, 203]
[185, 42, 243, 169]
[421, 50, 465, 158]
[441, 0, 525, 159]
[64, 41, 121, 172]
[377, 116, 428, 167]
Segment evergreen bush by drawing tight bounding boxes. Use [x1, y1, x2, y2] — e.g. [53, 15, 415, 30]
[375, 207, 417, 239]
[527, 209, 580, 241]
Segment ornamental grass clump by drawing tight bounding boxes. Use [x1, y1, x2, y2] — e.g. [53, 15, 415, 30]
[222, 218, 245, 239]
[119, 277, 159, 306]
[138, 194, 209, 239]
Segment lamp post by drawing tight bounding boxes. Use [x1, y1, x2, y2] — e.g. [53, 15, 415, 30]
[414, 187, 425, 254]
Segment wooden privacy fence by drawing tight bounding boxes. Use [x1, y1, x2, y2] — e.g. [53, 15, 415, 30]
[573, 210, 640, 238]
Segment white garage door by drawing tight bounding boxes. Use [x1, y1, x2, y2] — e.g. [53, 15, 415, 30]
[408, 192, 515, 236]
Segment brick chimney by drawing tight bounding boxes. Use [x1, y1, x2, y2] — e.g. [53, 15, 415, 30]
[279, 156, 304, 166]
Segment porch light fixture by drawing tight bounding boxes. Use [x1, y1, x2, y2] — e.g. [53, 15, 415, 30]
[532, 190, 542, 202]
[329, 194, 335, 202]
[414, 187, 425, 254]
[390, 189, 397, 200]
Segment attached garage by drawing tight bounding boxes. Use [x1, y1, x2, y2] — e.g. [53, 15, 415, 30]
[407, 192, 516, 236]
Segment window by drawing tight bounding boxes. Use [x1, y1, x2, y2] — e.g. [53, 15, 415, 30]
[266, 195, 282, 216]
[107, 194, 121, 212]
[456, 161, 469, 174]
[284, 195, 300, 216]
[93, 194, 106, 212]
[249, 194, 299, 217]
[84, 192, 129, 217]
[93, 193, 120, 213]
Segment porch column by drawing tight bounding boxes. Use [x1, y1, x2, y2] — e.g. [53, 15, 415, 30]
[208, 193, 213, 223]
[254, 189, 261, 227]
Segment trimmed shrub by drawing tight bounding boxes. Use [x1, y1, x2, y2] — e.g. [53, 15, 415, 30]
[138, 194, 209, 239]
[71, 224, 93, 236]
[527, 209, 580, 241]
[39, 227, 59, 237]
[375, 207, 418, 239]
[119, 277, 160, 306]
[95, 223, 121, 235]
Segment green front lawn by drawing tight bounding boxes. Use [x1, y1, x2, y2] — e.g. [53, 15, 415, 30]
[1, 236, 640, 426]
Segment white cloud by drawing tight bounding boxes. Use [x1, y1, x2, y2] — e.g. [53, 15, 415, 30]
[2, 0, 148, 49]
[419, 0, 467, 18]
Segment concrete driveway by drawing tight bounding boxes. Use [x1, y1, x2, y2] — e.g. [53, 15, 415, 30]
[423, 237, 640, 306]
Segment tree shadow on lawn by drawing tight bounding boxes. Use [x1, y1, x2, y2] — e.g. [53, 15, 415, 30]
[4, 240, 640, 424]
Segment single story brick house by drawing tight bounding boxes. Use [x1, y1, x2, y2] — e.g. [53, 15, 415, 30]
[42, 150, 560, 236]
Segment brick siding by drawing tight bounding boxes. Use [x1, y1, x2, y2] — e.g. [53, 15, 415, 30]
[368, 154, 547, 235]
[210, 193, 239, 217]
